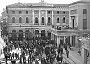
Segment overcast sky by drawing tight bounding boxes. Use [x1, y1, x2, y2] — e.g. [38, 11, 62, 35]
[0, 0, 79, 16]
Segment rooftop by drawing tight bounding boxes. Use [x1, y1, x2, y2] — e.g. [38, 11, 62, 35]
[69, 0, 90, 6]
[6, 1, 69, 8]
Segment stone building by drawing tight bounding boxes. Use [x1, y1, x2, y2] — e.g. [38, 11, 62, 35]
[6, 0, 69, 41]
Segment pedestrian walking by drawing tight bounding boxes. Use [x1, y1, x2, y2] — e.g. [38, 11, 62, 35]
[66, 50, 69, 58]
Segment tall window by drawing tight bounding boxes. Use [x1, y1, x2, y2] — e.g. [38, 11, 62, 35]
[83, 9, 87, 14]
[19, 17, 22, 23]
[83, 9, 87, 30]
[42, 17, 44, 24]
[35, 17, 38, 23]
[48, 17, 51, 23]
[57, 18, 59, 23]
[12, 17, 15, 23]
[83, 19, 87, 30]
[26, 17, 29, 23]
[63, 17, 65, 23]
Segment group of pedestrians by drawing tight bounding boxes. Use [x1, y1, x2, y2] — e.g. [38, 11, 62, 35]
[2, 36, 69, 64]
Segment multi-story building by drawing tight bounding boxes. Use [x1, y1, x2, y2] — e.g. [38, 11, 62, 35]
[6, 0, 69, 41]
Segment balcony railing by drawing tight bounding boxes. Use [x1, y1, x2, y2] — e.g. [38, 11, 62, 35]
[47, 23, 52, 26]
[41, 23, 45, 25]
[34, 23, 39, 25]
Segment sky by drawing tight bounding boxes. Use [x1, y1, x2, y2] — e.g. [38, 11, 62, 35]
[0, 0, 79, 16]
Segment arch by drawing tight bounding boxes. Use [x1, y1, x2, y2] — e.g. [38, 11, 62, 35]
[25, 30, 30, 40]
[48, 17, 51, 23]
[26, 17, 29, 23]
[63, 17, 65, 23]
[12, 30, 16, 33]
[57, 17, 59, 23]
[12, 17, 15, 23]
[19, 17, 22, 23]
[41, 30, 45, 37]
[35, 30, 39, 34]
[42, 17, 44, 24]
[12, 30, 17, 40]
[35, 17, 38, 23]
[18, 30, 23, 40]
[47, 31, 51, 38]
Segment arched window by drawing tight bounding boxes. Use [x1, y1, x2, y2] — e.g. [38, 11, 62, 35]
[48, 17, 51, 23]
[12, 30, 16, 33]
[35, 17, 38, 23]
[26, 17, 29, 23]
[19, 17, 22, 23]
[42, 17, 44, 23]
[63, 17, 65, 23]
[12, 17, 15, 23]
[57, 18, 59, 23]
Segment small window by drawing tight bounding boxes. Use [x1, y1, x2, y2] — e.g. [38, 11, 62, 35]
[26, 11, 28, 14]
[63, 11, 65, 14]
[48, 11, 50, 14]
[57, 11, 59, 14]
[12, 11, 15, 14]
[19, 11, 22, 14]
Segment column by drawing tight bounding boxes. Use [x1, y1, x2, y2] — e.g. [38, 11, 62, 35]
[57, 36, 59, 47]
[75, 35, 78, 47]
[82, 48, 87, 64]
[46, 10, 47, 25]
[64, 36, 66, 44]
[33, 10, 34, 25]
[51, 33, 53, 40]
[70, 36, 72, 46]
[52, 10, 53, 25]
[88, 51, 90, 64]
[39, 10, 41, 25]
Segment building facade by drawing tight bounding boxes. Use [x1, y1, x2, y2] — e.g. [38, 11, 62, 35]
[6, 0, 69, 41]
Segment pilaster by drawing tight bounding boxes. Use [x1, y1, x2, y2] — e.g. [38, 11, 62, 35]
[52, 10, 53, 25]
[46, 10, 47, 25]
[82, 48, 87, 64]
[70, 36, 72, 46]
[33, 10, 34, 25]
[39, 10, 41, 25]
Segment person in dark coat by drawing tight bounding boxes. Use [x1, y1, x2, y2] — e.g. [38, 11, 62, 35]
[66, 50, 69, 58]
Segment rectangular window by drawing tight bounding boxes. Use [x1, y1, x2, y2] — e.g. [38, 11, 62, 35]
[83, 9, 87, 14]
[57, 11, 59, 14]
[12, 11, 15, 14]
[48, 11, 50, 14]
[83, 19, 87, 30]
[26, 11, 28, 14]
[63, 11, 65, 14]
[19, 11, 22, 14]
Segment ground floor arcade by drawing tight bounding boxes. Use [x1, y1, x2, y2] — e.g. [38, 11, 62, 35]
[51, 32, 79, 47]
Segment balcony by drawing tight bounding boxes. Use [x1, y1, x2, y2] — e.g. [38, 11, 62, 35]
[41, 23, 45, 25]
[34, 23, 39, 25]
[47, 23, 52, 26]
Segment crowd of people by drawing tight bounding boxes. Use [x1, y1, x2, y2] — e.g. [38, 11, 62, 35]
[2, 36, 69, 64]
